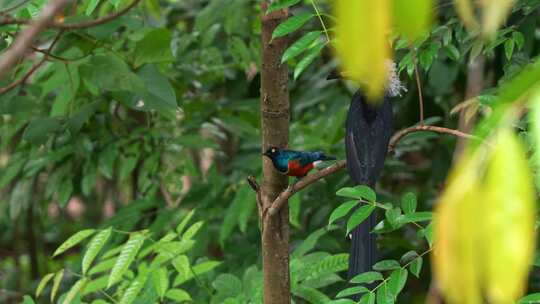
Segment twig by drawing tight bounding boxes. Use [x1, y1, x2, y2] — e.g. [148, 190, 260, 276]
[388, 125, 479, 153]
[0, 0, 69, 79]
[267, 160, 346, 217]
[0, 58, 45, 94]
[0, 31, 63, 94]
[262, 125, 479, 217]
[0, 0, 141, 30]
[247, 176, 263, 217]
[412, 48, 425, 125]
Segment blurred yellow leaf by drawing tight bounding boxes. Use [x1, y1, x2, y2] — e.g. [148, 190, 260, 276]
[453, 0, 479, 30]
[392, 0, 433, 42]
[481, 0, 516, 37]
[433, 129, 536, 304]
[333, 0, 391, 101]
[530, 87, 540, 189]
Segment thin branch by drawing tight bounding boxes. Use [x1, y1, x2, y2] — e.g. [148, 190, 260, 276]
[412, 48, 425, 125]
[267, 160, 346, 217]
[0, 58, 45, 94]
[0, 0, 69, 79]
[0, 0, 141, 30]
[388, 125, 479, 153]
[264, 125, 479, 217]
[247, 176, 263, 218]
[0, 31, 63, 95]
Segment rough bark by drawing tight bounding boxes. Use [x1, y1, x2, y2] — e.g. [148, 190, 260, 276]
[260, 2, 291, 303]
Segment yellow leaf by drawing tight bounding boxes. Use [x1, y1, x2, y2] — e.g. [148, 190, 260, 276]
[481, 0, 516, 37]
[453, 0, 479, 30]
[433, 129, 536, 304]
[392, 0, 434, 42]
[333, 0, 391, 101]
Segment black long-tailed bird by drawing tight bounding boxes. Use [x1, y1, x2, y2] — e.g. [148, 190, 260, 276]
[332, 61, 405, 283]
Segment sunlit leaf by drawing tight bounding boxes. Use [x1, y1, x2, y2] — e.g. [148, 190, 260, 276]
[108, 231, 148, 288]
[82, 228, 112, 275]
[282, 31, 321, 63]
[119, 274, 147, 304]
[61, 277, 87, 304]
[350, 271, 383, 284]
[392, 0, 433, 42]
[50, 269, 64, 303]
[35, 272, 54, 297]
[272, 13, 314, 39]
[336, 286, 369, 298]
[481, 0, 516, 37]
[293, 43, 325, 80]
[453, 0, 479, 30]
[336, 185, 376, 202]
[328, 200, 359, 226]
[433, 129, 536, 303]
[53, 229, 95, 257]
[346, 204, 376, 234]
[373, 259, 401, 271]
[334, 0, 391, 100]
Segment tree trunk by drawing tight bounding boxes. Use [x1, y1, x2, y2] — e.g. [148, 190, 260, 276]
[260, 2, 291, 303]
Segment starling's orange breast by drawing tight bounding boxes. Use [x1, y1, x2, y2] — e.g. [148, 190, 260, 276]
[287, 160, 314, 177]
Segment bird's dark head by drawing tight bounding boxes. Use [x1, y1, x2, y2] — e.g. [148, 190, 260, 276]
[263, 146, 280, 159]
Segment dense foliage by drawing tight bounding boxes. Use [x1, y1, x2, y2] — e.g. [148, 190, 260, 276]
[0, 0, 539, 303]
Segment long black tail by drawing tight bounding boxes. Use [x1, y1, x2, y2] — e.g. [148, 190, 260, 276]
[345, 91, 393, 282]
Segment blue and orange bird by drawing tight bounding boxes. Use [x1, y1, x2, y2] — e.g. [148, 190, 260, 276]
[263, 147, 336, 178]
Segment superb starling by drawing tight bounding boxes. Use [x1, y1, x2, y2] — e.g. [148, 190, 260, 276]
[336, 61, 406, 283]
[263, 147, 336, 178]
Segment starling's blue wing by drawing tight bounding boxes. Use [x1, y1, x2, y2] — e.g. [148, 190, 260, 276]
[345, 90, 393, 287]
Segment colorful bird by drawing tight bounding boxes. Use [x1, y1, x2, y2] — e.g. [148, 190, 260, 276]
[263, 147, 336, 177]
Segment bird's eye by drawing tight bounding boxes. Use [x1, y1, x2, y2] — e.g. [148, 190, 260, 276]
[272, 148, 275, 153]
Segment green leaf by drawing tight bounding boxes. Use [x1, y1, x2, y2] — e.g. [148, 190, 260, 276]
[134, 29, 174, 67]
[136, 64, 177, 113]
[397, 212, 433, 224]
[336, 185, 376, 202]
[165, 289, 192, 302]
[267, 0, 301, 13]
[504, 38, 515, 60]
[400, 193, 417, 214]
[152, 268, 169, 300]
[172, 255, 190, 279]
[294, 43, 324, 80]
[272, 13, 314, 39]
[358, 292, 375, 304]
[53, 229, 95, 257]
[35, 272, 54, 297]
[22, 295, 35, 304]
[346, 205, 376, 234]
[409, 256, 423, 278]
[518, 293, 540, 303]
[62, 277, 87, 304]
[80, 55, 145, 94]
[387, 268, 408, 298]
[513, 31, 525, 50]
[85, 0, 100, 15]
[423, 223, 434, 247]
[329, 200, 359, 226]
[228, 36, 252, 69]
[336, 286, 369, 298]
[350, 271, 383, 284]
[376, 282, 394, 304]
[282, 31, 321, 63]
[292, 228, 327, 258]
[212, 273, 242, 297]
[469, 39, 483, 62]
[119, 275, 147, 304]
[173, 260, 221, 286]
[0, 157, 25, 188]
[304, 253, 349, 281]
[444, 44, 460, 61]
[373, 260, 401, 271]
[23, 118, 62, 145]
[385, 207, 401, 227]
[108, 231, 148, 288]
[176, 210, 195, 235]
[50, 269, 64, 302]
[293, 285, 330, 304]
[82, 228, 112, 275]
[183, 221, 203, 240]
